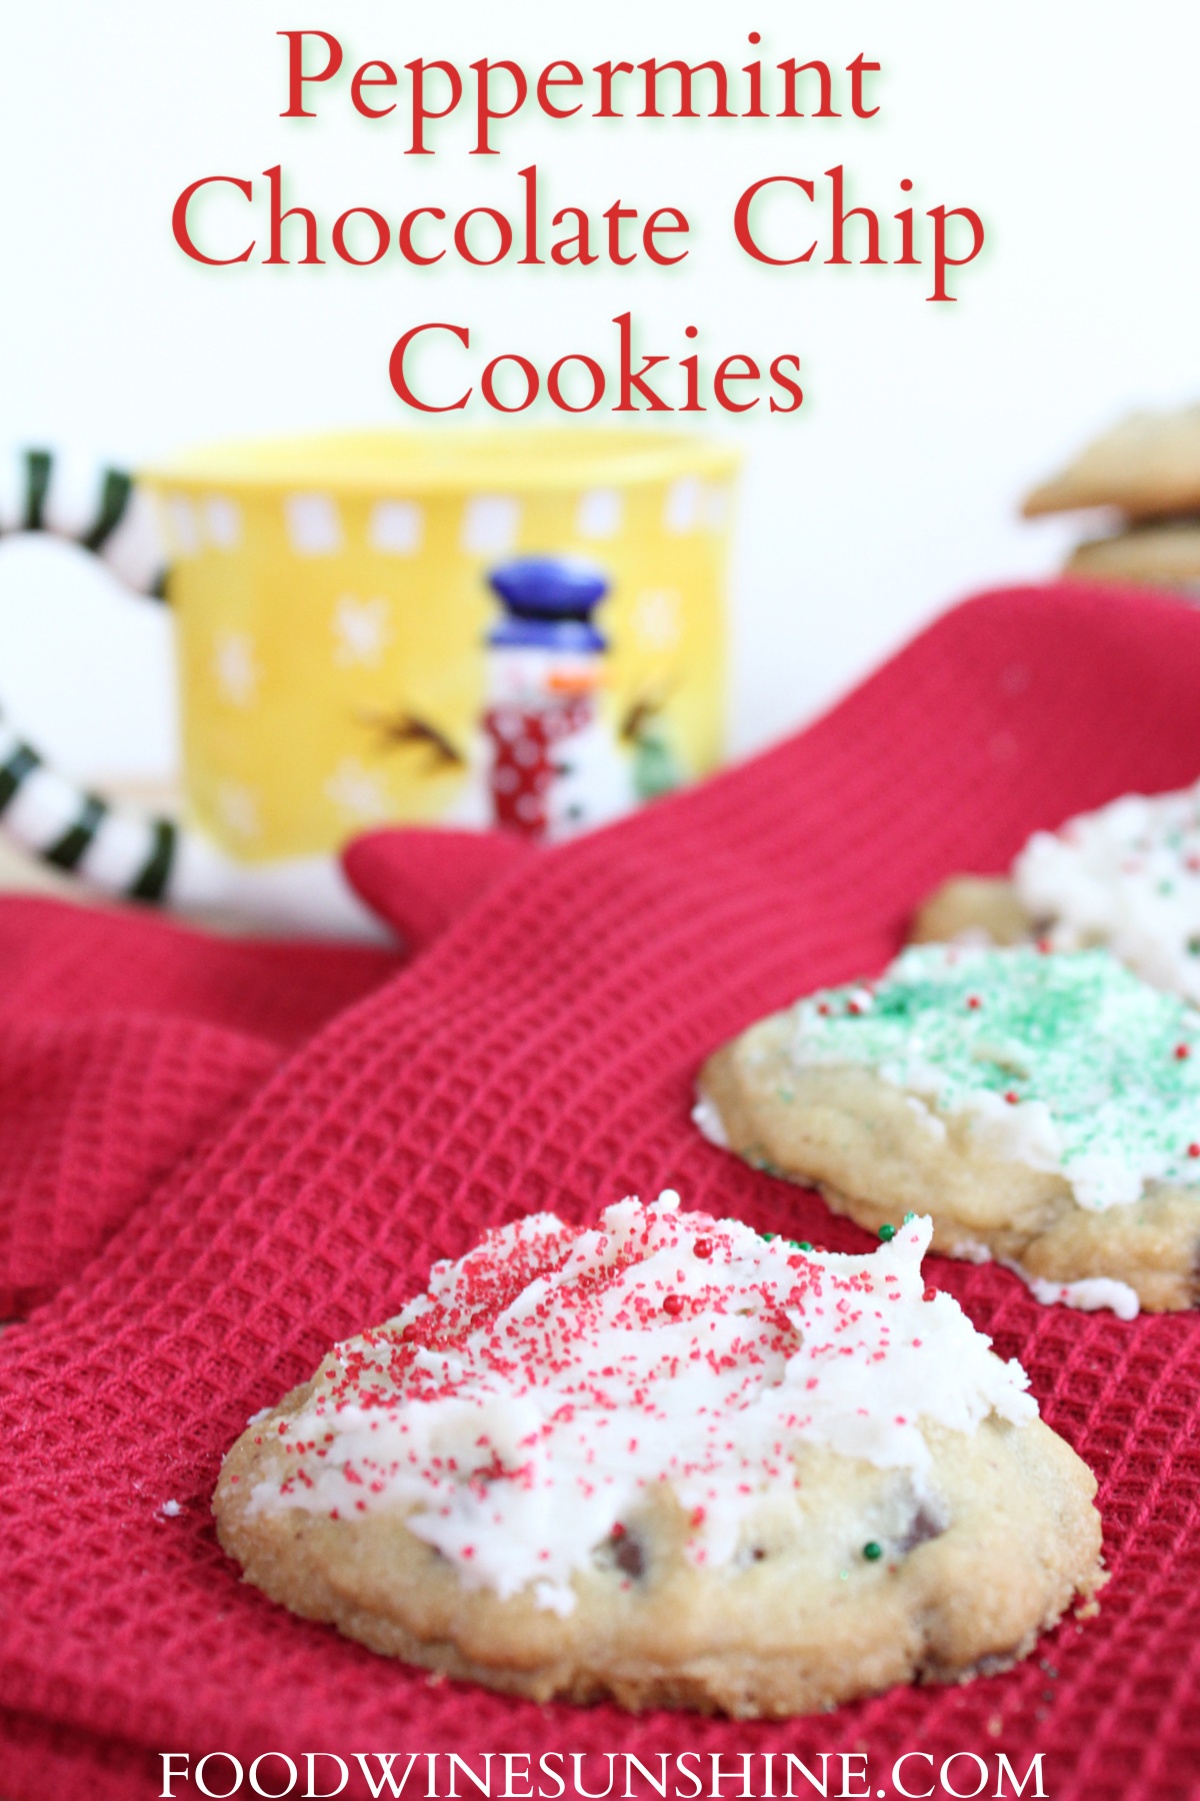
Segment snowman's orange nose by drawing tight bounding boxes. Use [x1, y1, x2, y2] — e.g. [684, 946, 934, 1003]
[547, 670, 602, 696]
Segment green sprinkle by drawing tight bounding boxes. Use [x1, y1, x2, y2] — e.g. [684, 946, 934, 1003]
[863, 1541, 883, 1561]
[902, 1211, 916, 1224]
[795, 1240, 814, 1252]
[789, 946, 1200, 1210]
[878, 1223, 896, 1242]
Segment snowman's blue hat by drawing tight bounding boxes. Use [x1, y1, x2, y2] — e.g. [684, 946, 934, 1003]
[487, 557, 610, 653]
[488, 557, 609, 619]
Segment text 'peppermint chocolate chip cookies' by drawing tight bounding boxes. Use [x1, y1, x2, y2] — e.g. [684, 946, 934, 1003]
[698, 945, 1200, 1314]
[214, 1194, 1103, 1717]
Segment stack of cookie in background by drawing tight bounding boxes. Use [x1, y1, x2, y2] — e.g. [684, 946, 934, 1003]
[1025, 403, 1200, 594]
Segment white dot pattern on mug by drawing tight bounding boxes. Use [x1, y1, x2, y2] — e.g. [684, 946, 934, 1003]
[664, 475, 703, 534]
[369, 500, 423, 556]
[461, 495, 520, 555]
[331, 596, 392, 668]
[204, 496, 242, 551]
[575, 488, 623, 540]
[212, 632, 259, 708]
[323, 757, 393, 823]
[285, 493, 343, 557]
[167, 494, 199, 558]
[631, 588, 683, 651]
[215, 780, 262, 841]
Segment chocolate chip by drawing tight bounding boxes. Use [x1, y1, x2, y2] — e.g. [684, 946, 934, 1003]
[729, 1542, 769, 1570]
[596, 1527, 646, 1579]
[897, 1505, 946, 1554]
[613, 1532, 645, 1578]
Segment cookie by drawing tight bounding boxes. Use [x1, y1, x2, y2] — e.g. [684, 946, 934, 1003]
[1065, 521, 1200, 592]
[214, 1195, 1103, 1717]
[697, 946, 1200, 1313]
[910, 877, 1031, 949]
[1023, 404, 1200, 520]
[911, 782, 1200, 1004]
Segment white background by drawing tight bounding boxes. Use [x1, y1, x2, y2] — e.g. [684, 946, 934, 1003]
[1, 0, 1198, 785]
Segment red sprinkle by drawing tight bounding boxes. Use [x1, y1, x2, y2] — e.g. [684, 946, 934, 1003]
[1189, 1144, 1200, 1159]
[847, 1000, 862, 1016]
[663, 1293, 684, 1316]
[693, 1239, 713, 1260]
[966, 995, 981, 1010]
[1004, 1090, 1019, 1105]
[1176, 1044, 1191, 1060]
[923, 1284, 938, 1302]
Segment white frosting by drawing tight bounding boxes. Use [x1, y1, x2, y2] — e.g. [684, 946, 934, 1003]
[896, 1062, 1065, 1174]
[690, 1094, 729, 1148]
[952, 1240, 995, 1265]
[246, 1195, 1036, 1613]
[904, 1094, 949, 1142]
[1015, 782, 1200, 1001]
[1013, 1268, 1141, 1322]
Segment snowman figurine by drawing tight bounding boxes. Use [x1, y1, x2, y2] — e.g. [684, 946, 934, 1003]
[483, 557, 634, 842]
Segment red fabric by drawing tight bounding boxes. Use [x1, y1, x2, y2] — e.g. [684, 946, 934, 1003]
[0, 899, 399, 1314]
[3, 582, 1200, 1801]
[345, 828, 535, 950]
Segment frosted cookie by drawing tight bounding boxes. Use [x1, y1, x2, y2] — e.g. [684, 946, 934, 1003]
[910, 877, 1032, 951]
[697, 946, 1200, 1313]
[1023, 404, 1200, 520]
[214, 1195, 1103, 1717]
[911, 780, 1200, 1004]
[1064, 520, 1200, 593]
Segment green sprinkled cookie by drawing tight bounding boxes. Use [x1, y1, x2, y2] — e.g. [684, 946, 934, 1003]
[695, 945, 1200, 1315]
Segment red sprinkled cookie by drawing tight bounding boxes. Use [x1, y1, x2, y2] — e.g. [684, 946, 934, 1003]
[214, 1194, 1103, 1716]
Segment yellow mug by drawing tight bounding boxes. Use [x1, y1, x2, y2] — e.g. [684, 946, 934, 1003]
[0, 429, 738, 932]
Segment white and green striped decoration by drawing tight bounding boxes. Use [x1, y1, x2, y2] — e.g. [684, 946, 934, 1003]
[0, 448, 390, 937]
[0, 447, 179, 902]
[0, 447, 167, 596]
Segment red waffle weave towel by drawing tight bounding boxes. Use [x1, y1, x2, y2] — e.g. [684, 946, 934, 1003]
[0, 899, 400, 1314]
[2, 583, 1200, 1801]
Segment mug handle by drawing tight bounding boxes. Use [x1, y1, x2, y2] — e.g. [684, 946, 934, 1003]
[0, 447, 181, 902]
